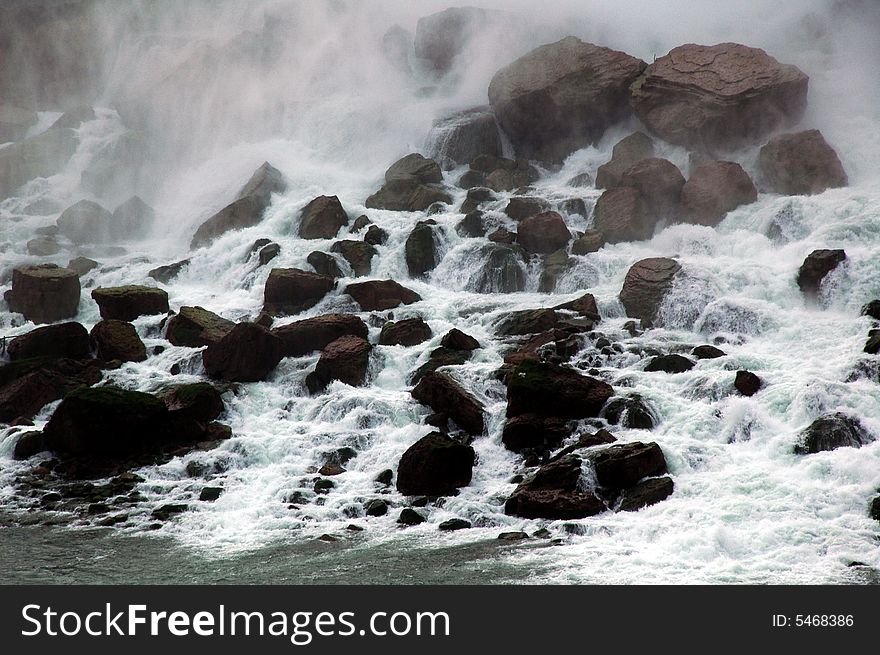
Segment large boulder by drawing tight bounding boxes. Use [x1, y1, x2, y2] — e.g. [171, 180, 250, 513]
[202, 322, 284, 382]
[506, 359, 613, 420]
[405, 221, 439, 277]
[618, 257, 682, 327]
[190, 162, 286, 248]
[631, 43, 808, 152]
[516, 211, 571, 254]
[165, 306, 235, 348]
[160, 383, 224, 423]
[299, 195, 349, 240]
[618, 158, 685, 219]
[90, 320, 147, 362]
[379, 317, 433, 347]
[502, 414, 570, 453]
[330, 240, 376, 277]
[505, 196, 550, 221]
[91, 286, 169, 321]
[263, 268, 334, 315]
[680, 161, 757, 226]
[488, 37, 646, 163]
[758, 130, 848, 195]
[588, 441, 668, 488]
[427, 106, 502, 167]
[365, 178, 452, 212]
[593, 187, 653, 243]
[307, 251, 343, 278]
[595, 132, 655, 189]
[5, 265, 80, 324]
[7, 322, 90, 361]
[796, 249, 846, 300]
[413, 7, 493, 75]
[505, 454, 606, 519]
[111, 196, 155, 241]
[497, 309, 559, 336]
[645, 354, 695, 374]
[470, 244, 526, 294]
[272, 314, 368, 357]
[396, 431, 475, 496]
[311, 335, 372, 389]
[385, 153, 443, 184]
[344, 280, 421, 311]
[0, 128, 77, 200]
[56, 199, 114, 244]
[793, 412, 873, 454]
[0, 358, 102, 424]
[412, 371, 485, 435]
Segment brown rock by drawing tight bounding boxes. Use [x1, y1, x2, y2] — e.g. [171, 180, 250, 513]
[593, 187, 653, 243]
[680, 160, 757, 226]
[595, 131, 656, 188]
[517, 211, 571, 254]
[202, 323, 283, 382]
[165, 306, 235, 348]
[91, 286, 168, 322]
[299, 195, 349, 239]
[272, 314, 368, 357]
[379, 317, 432, 347]
[797, 249, 846, 299]
[313, 335, 372, 388]
[506, 359, 613, 420]
[618, 257, 681, 326]
[758, 130, 848, 195]
[263, 268, 334, 315]
[505, 454, 605, 519]
[571, 230, 606, 254]
[396, 431, 475, 496]
[90, 320, 147, 362]
[411, 371, 485, 435]
[6, 264, 80, 324]
[618, 158, 685, 218]
[344, 280, 421, 311]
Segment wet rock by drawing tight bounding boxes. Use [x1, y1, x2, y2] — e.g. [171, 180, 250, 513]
[331, 240, 376, 277]
[307, 251, 343, 278]
[440, 328, 479, 351]
[567, 172, 594, 187]
[26, 235, 60, 256]
[603, 394, 658, 429]
[200, 487, 223, 502]
[91, 286, 168, 322]
[571, 230, 605, 255]
[257, 242, 280, 266]
[405, 221, 440, 277]
[396, 431, 475, 496]
[152, 504, 188, 521]
[618, 257, 682, 327]
[538, 249, 572, 292]
[595, 132, 655, 188]
[554, 293, 600, 320]
[0, 358, 102, 424]
[272, 313, 368, 357]
[680, 161, 757, 226]
[869, 496, 880, 523]
[410, 347, 472, 384]
[312, 335, 372, 389]
[758, 130, 848, 195]
[13, 431, 45, 460]
[457, 169, 485, 190]
[379, 317, 432, 346]
[263, 268, 334, 315]
[0, 128, 78, 201]
[414, 7, 494, 75]
[8, 322, 90, 361]
[505, 454, 605, 519]
[111, 196, 155, 241]
[299, 195, 350, 239]
[488, 227, 516, 245]
[148, 259, 190, 284]
[363, 225, 389, 246]
[202, 322, 283, 382]
[497, 309, 559, 336]
[428, 107, 502, 167]
[593, 186, 652, 244]
[51, 105, 96, 130]
[617, 476, 674, 511]
[411, 371, 485, 435]
[618, 158, 685, 219]
[471, 244, 526, 293]
[190, 162, 286, 248]
[398, 508, 426, 526]
[6, 264, 80, 324]
[459, 186, 495, 215]
[376, 469, 394, 486]
[692, 344, 726, 359]
[439, 518, 471, 531]
[483, 168, 530, 193]
[734, 370, 762, 396]
[351, 215, 372, 232]
[794, 412, 873, 454]
[645, 354, 694, 373]
[165, 306, 235, 348]
[860, 300, 880, 322]
[502, 413, 570, 453]
[866, 330, 880, 356]
[364, 498, 389, 517]
[506, 359, 613, 420]
[505, 196, 550, 221]
[631, 43, 808, 152]
[67, 257, 100, 277]
[488, 36, 646, 163]
[516, 211, 571, 254]
[382, 24, 414, 74]
[589, 441, 668, 488]
[796, 249, 846, 300]
[366, 178, 452, 212]
[90, 320, 147, 363]
[161, 383, 224, 423]
[344, 280, 421, 311]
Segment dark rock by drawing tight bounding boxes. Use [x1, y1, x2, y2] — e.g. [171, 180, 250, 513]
[307, 251, 343, 278]
[617, 476, 674, 511]
[692, 344, 726, 359]
[428, 107, 502, 167]
[438, 518, 471, 531]
[497, 309, 558, 336]
[865, 330, 880, 356]
[111, 196, 155, 241]
[344, 280, 421, 311]
[379, 317, 432, 346]
[589, 441, 667, 488]
[505, 454, 605, 519]
[860, 300, 880, 322]
[506, 359, 613, 420]
[396, 431, 475, 496]
[351, 215, 371, 232]
[554, 293, 600, 320]
[272, 314, 368, 357]
[166, 306, 235, 348]
[459, 186, 494, 214]
[0, 358, 102, 424]
[734, 370, 762, 396]
[161, 383, 224, 423]
[440, 328, 479, 351]
[538, 249, 572, 292]
[456, 211, 485, 237]
[558, 198, 587, 217]
[405, 222, 439, 277]
[258, 242, 280, 266]
[363, 225, 389, 246]
[502, 413, 570, 453]
[398, 508, 426, 525]
[8, 322, 89, 361]
[457, 169, 485, 190]
[567, 172, 593, 187]
[152, 504, 188, 521]
[471, 244, 525, 293]
[796, 249, 846, 299]
[148, 259, 190, 284]
[364, 498, 389, 517]
[593, 187, 652, 243]
[6, 264, 80, 324]
[488, 227, 515, 244]
[483, 168, 531, 193]
[505, 197, 550, 221]
[680, 161, 757, 226]
[571, 230, 606, 255]
[67, 257, 100, 277]
[794, 412, 873, 454]
[410, 347, 472, 384]
[596, 132, 656, 188]
[758, 130, 848, 195]
[645, 354, 694, 373]
[411, 371, 484, 435]
[376, 469, 394, 486]
[550, 429, 617, 462]
[631, 43, 808, 152]
[618, 158, 685, 219]
[0, 127, 78, 200]
[202, 322, 283, 382]
[200, 487, 223, 502]
[331, 240, 376, 277]
[366, 178, 452, 212]
[13, 431, 45, 460]
[498, 531, 529, 541]
[299, 195, 349, 239]
[517, 211, 570, 254]
[603, 394, 658, 429]
[618, 257, 682, 327]
[263, 268, 334, 315]
[90, 320, 147, 363]
[488, 36, 646, 163]
[91, 286, 168, 322]
[312, 335, 372, 389]
[869, 496, 880, 522]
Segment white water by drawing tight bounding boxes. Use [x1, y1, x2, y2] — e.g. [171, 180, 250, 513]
[1, 0, 880, 583]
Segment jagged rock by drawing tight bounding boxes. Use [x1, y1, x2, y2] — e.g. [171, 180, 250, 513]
[589, 441, 667, 488]
[165, 306, 235, 348]
[148, 259, 190, 284]
[272, 314, 368, 357]
[91, 286, 168, 321]
[593, 187, 652, 243]
[794, 412, 873, 454]
[427, 107, 501, 167]
[307, 251, 343, 278]
[645, 354, 694, 373]
[631, 43, 808, 152]
[680, 161, 757, 226]
[488, 36, 646, 162]
[379, 317, 432, 346]
[441, 329, 479, 351]
[618, 257, 682, 327]
[866, 330, 880, 356]
[861, 300, 880, 322]
[263, 268, 334, 315]
[405, 221, 439, 277]
[457, 169, 485, 189]
[351, 215, 372, 232]
[396, 431, 475, 495]
[471, 244, 526, 293]
[412, 371, 485, 435]
[505, 196, 550, 221]
[502, 413, 570, 453]
[364, 498, 389, 517]
[618, 158, 685, 219]
[202, 322, 283, 382]
[111, 196, 155, 240]
[558, 197, 587, 217]
[505, 454, 605, 519]
[517, 211, 570, 254]
[190, 162, 286, 248]
[596, 132, 655, 188]
[506, 359, 613, 419]
[410, 347, 472, 384]
[483, 168, 530, 193]
[459, 186, 495, 215]
[160, 383, 224, 422]
[571, 230, 606, 255]
[257, 242, 280, 266]
[758, 130, 848, 195]
[796, 249, 846, 299]
[331, 240, 376, 277]
[90, 320, 147, 362]
[0, 127, 77, 200]
[7, 322, 90, 361]
[692, 344, 726, 359]
[0, 358, 102, 424]
[67, 257, 100, 277]
[311, 335, 371, 389]
[604, 394, 658, 429]
[344, 280, 421, 311]
[13, 431, 45, 460]
[299, 195, 350, 239]
[567, 172, 593, 187]
[617, 476, 675, 511]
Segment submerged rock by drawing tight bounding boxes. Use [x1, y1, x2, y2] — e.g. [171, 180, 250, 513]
[6, 264, 80, 324]
[202, 322, 283, 382]
[396, 431, 475, 496]
[148, 259, 190, 284]
[471, 244, 526, 294]
[91, 286, 169, 321]
[330, 240, 376, 277]
[603, 394, 658, 429]
[505, 455, 605, 519]
[758, 130, 847, 195]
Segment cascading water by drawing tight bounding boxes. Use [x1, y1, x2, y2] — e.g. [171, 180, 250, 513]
[1, 0, 879, 584]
